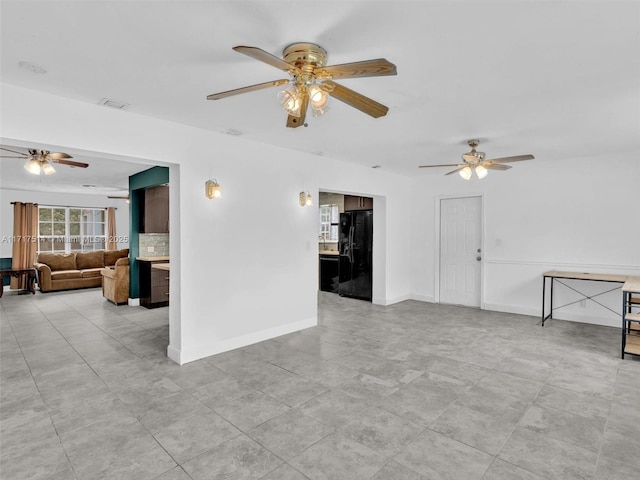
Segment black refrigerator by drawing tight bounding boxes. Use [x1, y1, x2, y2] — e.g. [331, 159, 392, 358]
[338, 210, 373, 301]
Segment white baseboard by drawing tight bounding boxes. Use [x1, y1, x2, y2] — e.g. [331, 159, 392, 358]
[179, 316, 317, 365]
[482, 302, 619, 328]
[542, 311, 619, 328]
[482, 302, 539, 318]
[410, 294, 435, 304]
[374, 293, 412, 306]
[166, 344, 182, 364]
[128, 298, 140, 306]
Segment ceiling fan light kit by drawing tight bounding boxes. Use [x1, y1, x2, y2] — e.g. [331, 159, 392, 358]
[419, 140, 535, 180]
[1, 147, 88, 176]
[207, 43, 397, 128]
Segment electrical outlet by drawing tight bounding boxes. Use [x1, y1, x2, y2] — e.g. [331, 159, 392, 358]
[147, 246, 155, 253]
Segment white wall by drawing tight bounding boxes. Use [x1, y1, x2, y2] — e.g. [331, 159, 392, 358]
[410, 151, 640, 327]
[1, 84, 412, 364]
[0, 189, 129, 258]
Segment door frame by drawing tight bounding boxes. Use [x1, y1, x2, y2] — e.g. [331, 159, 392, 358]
[434, 194, 485, 308]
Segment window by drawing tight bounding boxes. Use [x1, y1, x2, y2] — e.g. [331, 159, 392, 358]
[319, 204, 339, 241]
[38, 206, 106, 253]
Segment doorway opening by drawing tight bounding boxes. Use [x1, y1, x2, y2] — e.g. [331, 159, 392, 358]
[318, 192, 374, 302]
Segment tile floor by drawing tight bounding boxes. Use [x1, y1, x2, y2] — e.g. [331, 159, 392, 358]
[1, 288, 639, 480]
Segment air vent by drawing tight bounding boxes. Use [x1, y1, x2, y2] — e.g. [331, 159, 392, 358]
[98, 98, 130, 110]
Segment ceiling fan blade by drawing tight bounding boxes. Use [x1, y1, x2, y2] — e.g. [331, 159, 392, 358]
[51, 158, 89, 168]
[0, 155, 28, 159]
[418, 163, 462, 168]
[45, 152, 73, 160]
[232, 46, 301, 75]
[486, 154, 534, 164]
[444, 166, 466, 176]
[317, 59, 397, 80]
[0, 147, 28, 157]
[207, 79, 290, 100]
[286, 89, 309, 128]
[319, 80, 388, 118]
[483, 163, 512, 171]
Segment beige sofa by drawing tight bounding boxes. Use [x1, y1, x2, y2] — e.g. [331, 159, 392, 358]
[34, 249, 129, 293]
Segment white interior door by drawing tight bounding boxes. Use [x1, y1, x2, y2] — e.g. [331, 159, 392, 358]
[439, 196, 482, 307]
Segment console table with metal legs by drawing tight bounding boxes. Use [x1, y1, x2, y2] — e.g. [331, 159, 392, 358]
[541, 270, 629, 326]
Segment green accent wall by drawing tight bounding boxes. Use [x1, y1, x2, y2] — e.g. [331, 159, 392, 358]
[129, 166, 170, 298]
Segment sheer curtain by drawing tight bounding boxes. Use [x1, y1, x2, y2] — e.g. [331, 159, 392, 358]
[106, 207, 117, 250]
[11, 202, 38, 289]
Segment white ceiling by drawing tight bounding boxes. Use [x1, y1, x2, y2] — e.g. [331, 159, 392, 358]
[1, 0, 638, 193]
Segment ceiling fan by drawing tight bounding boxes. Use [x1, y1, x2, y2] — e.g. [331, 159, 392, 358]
[207, 43, 397, 128]
[0, 147, 89, 175]
[419, 140, 534, 180]
[107, 195, 130, 203]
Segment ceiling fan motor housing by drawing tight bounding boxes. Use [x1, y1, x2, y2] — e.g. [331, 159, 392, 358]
[282, 43, 328, 68]
[463, 140, 485, 163]
[283, 42, 328, 84]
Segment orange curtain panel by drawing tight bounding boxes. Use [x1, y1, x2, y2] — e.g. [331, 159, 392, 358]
[10, 202, 38, 289]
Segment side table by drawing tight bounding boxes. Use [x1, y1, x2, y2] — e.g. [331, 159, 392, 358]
[0, 268, 36, 298]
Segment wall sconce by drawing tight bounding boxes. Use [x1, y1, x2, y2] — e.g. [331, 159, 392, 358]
[299, 191, 312, 207]
[205, 179, 221, 199]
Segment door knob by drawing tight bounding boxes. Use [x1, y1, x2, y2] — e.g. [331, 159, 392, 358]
[476, 256, 482, 261]
[477, 248, 481, 253]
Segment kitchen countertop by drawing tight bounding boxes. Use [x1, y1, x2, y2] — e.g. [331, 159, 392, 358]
[152, 263, 170, 271]
[136, 256, 170, 262]
[319, 250, 339, 256]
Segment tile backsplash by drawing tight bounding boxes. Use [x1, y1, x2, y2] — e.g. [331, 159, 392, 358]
[139, 233, 169, 256]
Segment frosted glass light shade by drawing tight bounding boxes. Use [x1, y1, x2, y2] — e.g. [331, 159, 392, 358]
[309, 84, 329, 117]
[475, 165, 488, 179]
[205, 179, 221, 199]
[299, 191, 312, 207]
[24, 159, 42, 175]
[277, 86, 302, 117]
[459, 166, 472, 180]
[41, 161, 56, 175]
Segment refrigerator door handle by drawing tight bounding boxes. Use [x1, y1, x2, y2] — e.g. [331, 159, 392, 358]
[349, 226, 355, 263]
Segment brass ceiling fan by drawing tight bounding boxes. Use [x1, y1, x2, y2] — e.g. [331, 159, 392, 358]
[419, 140, 534, 180]
[107, 195, 130, 203]
[207, 43, 397, 128]
[0, 147, 88, 175]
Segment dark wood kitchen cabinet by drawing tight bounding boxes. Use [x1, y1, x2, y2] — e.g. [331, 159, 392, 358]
[139, 259, 169, 308]
[140, 185, 169, 233]
[344, 195, 373, 211]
